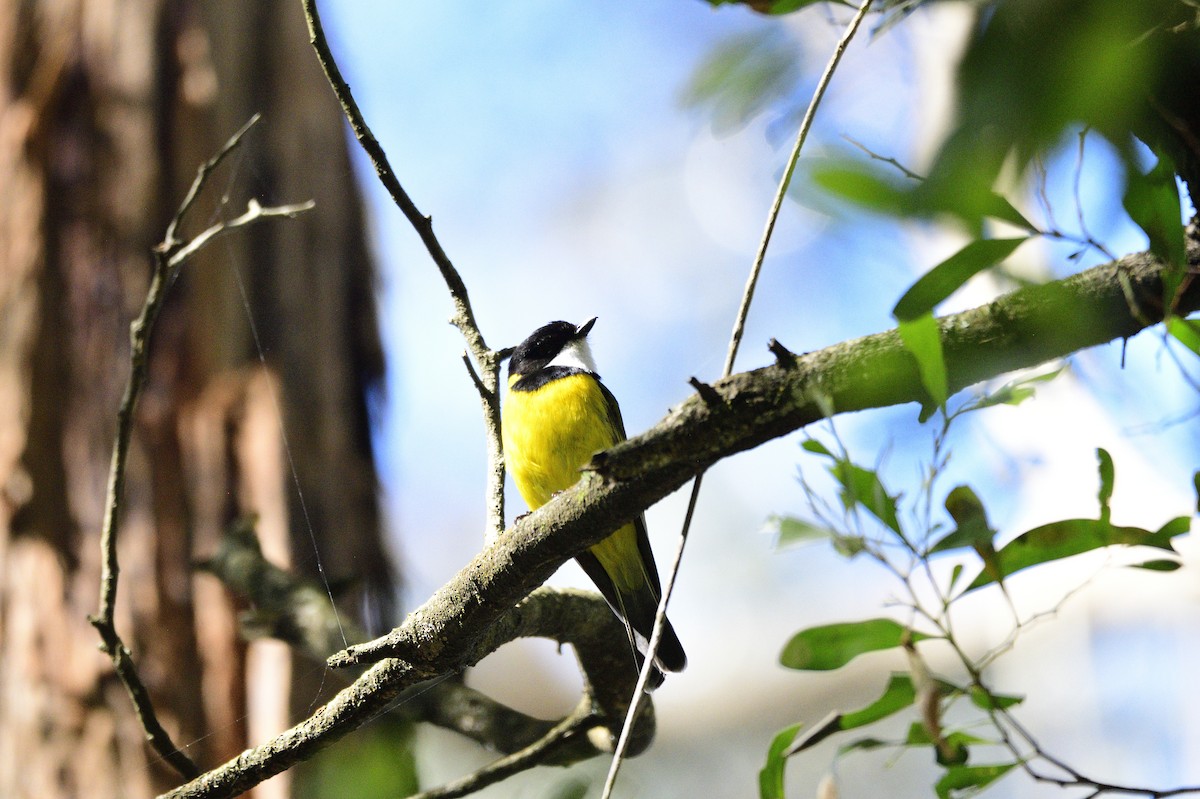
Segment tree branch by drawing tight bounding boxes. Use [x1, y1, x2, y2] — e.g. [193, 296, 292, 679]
[165, 198, 315, 270]
[300, 0, 509, 540]
[405, 700, 595, 799]
[335, 238, 1200, 670]
[90, 115, 312, 781]
[159, 235, 1197, 799]
[196, 520, 652, 797]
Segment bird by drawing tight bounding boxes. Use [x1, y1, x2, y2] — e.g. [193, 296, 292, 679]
[502, 317, 686, 685]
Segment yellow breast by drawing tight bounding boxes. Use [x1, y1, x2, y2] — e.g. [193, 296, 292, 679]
[502, 372, 618, 510]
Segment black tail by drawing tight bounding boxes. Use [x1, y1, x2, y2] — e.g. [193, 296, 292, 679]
[576, 535, 687, 688]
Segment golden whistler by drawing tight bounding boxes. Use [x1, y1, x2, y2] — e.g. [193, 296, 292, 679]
[503, 318, 686, 686]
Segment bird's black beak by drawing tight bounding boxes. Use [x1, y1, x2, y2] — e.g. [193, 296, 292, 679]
[575, 317, 597, 338]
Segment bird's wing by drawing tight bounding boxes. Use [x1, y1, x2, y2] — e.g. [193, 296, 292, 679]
[597, 379, 628, 442]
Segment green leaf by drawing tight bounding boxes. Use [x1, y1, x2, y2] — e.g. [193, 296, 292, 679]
[802, 438, 833, 457]
[1129, 559, 1181, 572]
[965, 516, 1189, 592]
[785, 711, 843, 756]
[898, 312, 948, 409]
[810, 158, 1036, 233]
[826, 458, 904, 537]
[790, 673, 971, 757]
[810, 161, 910, 216]
[296, 717, 418, 799]
[893, 238, 1028, 322]
[931, 485, 994, 553]
[1123, 154, 1186, 310]
[966, 367, 1064, 412]
[982, 194, 1037, 232]
[706, 0, 843, 13]
[903, 724, 981, 766]
[839, 673, 919, 728]
[938, 743, 970, 767]
[1096, 448, 1114, 524]
[1166, 316, 1200, 357]
[835, 737, 890, 756]
[968, 685, 1024, 711]
[768, 515, 833, 547]
[760, 0, 845, 13]
[831, 533, 868, 559]
[803, 442, 905, 542]
[681, 29, 802, 134]
[781, 619, 930, 671]
[931, 0, 1171, 224]
[903, 721, 936, 745]
[758, 722, 805, 799]
[789, 675, 922, 756]
[948, 563, 965, 593]
[935, 763, 1017, 799]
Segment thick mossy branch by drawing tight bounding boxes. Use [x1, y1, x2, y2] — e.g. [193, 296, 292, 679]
[162, 241, 1198, 799]
[336, 239, 1198, 673]
[598, 245, 1197, 488]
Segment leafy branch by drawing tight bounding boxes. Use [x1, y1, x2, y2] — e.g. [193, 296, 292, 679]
[766, 400, 1196, 798]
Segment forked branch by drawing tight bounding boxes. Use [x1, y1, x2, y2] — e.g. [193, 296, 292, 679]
[90, 114, 313, 780]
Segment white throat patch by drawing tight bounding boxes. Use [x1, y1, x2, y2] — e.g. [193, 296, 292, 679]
[548, 337, 598, 373]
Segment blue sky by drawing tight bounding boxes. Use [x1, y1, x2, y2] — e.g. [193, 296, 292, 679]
[317, 3, 1198, 796]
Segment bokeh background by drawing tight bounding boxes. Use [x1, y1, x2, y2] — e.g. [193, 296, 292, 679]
[315, 3, 1198, 796]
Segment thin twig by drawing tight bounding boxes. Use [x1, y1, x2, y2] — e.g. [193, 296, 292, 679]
[1072, 129, 1117, 261]
[89, 115, 312, 779]
[723, 0, 874, 378]
[993, 701, 1200, 798]
[166, 198, 315, 269]
[408, 701, 595, 799]
[463, 347, 514, 543]
[600, 2, 876, 797]
[598, 473, 705, 798]
[842, 134, 924, 180]
[300, 0, 507, 538]
[162, 114, 262, 248]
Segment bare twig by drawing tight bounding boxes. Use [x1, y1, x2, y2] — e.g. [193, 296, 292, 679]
[986, 694, 1200, 797]
[166, 198, 314, 269]
[600, 2, 876, 796]
[300, 0, 507, 539]
[842, 134, 924, 180]
[89, 114, 312, 779]
[723, 0, 874, 379]
[162, 114, 262, 248]
[1071, 129, 1117, 261]
[597, 468, 705, 799]
[407, 701, 595, 799]
[461, 347, 514, 544]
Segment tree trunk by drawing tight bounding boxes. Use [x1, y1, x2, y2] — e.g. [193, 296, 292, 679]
[0, 2, 393, 797]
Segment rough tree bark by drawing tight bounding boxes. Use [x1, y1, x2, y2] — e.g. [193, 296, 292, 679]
[0, 2, 391, 798]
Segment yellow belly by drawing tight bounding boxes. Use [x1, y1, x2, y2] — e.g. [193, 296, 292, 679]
[502, 372, 618, 509]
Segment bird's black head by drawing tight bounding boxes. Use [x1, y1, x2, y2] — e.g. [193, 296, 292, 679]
[508, 318, 597, 377]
